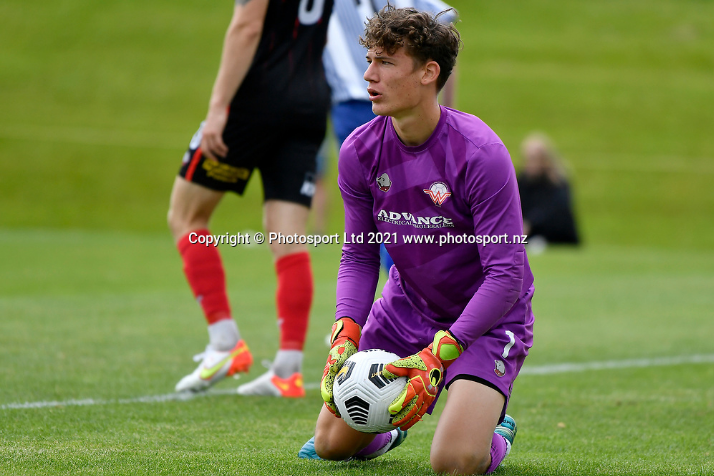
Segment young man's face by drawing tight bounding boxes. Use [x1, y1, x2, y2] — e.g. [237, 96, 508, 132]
[364, 46, 427, 118]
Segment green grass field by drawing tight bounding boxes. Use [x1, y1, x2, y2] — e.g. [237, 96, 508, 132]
[1, 0, 713, 474]
[1, 232, 713, 475]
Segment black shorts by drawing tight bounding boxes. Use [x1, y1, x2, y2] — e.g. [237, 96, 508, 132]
[178, 112, 325, 208]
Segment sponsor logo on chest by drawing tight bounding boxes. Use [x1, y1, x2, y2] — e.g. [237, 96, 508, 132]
[423, 181, 452, 206]
[376, 210, 454, 228]
[374, 175, 456, 228]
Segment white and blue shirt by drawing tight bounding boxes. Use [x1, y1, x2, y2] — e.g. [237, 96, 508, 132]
[324, 0, 457, 105]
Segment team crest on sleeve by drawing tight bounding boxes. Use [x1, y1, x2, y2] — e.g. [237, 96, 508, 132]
[376, 173, 392, 192]
[424, 182, 452, 206]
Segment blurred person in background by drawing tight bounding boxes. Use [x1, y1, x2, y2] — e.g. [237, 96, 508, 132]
[518, 133, 580, 250]
[167, 0, 333, 397]
[311, 0, 457, 273]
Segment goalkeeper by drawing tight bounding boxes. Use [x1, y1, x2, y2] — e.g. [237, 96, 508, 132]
[300, 5, 534, 475]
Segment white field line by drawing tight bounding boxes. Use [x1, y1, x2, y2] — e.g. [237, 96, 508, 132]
[2, 354, 713, 411]
[518, 353, 714, 375]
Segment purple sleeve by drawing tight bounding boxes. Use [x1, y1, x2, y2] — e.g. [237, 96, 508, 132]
[449, 143, 525, 347]
[334, 138, 381, 327]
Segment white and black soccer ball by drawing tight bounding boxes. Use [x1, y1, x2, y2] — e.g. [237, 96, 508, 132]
[333, 349, 407, 434]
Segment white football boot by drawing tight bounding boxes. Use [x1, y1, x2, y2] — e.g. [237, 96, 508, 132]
[175, 340, 252, 392]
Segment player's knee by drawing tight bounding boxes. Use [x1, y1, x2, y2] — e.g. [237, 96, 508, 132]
[313, 434, 352, 461]
[268, 241, 307, 260]
[167, 206, 208, 240]
[431, 447, 491, 475]
[167, 207, 177, 231]
[166, 206, 187, 238]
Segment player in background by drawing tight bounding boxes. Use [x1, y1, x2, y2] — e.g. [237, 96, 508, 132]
[300, 6, 534, 474]
[518, 132, 580, 250]
[168, 0, 334, 397]
[311, 0, 456, 276]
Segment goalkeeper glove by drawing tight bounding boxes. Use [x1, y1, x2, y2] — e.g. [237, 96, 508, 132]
[320, 317, 361, 416]
[382, 329, 464, 430]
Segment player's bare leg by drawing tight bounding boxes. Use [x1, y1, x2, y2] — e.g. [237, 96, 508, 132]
[168, 176, 224, 242]
[169, 177, 252, 392]
[430, 379, 508, 475]
[311, 176, 329, 235]
[237, 199, 313, 397]
[312, 405, 376, 459]
[262, 199, 310, 260]
[300, 405, 406, 461]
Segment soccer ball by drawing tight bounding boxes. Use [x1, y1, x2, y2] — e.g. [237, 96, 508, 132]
[333, 349, 407, 434]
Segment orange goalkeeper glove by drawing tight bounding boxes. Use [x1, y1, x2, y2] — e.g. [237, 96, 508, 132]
[382, 330, 464, 430]
[320, 317, 361, 416]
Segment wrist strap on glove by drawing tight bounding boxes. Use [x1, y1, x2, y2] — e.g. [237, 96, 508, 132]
[428, 330, 464, 369]
[330, 317, 360, 348]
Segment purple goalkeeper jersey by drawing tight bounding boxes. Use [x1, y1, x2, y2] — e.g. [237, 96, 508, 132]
[336, 106, 534, 347]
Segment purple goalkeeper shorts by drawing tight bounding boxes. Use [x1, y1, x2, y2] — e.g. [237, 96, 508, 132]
[359, 268, 534, 421]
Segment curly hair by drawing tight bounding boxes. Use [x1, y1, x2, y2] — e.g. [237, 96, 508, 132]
[359, 4, 461, 91]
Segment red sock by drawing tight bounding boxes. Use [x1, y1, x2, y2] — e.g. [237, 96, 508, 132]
[275, 252, 313, 350]
[177, 229, 231, 324]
